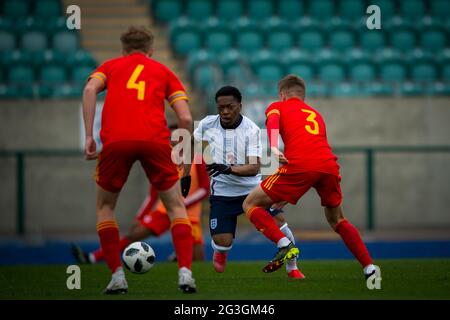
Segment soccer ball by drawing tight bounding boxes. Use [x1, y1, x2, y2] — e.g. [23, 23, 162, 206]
[122, 241, 156, 274]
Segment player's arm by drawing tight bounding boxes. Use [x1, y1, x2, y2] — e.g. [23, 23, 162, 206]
[266, 109, 288, 164]
[230, 156, 261, 176]
[82, 77, 104, 160]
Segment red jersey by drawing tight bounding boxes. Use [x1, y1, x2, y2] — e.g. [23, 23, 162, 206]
[265, 97, 340, 176]
[89, 52, 188, 146]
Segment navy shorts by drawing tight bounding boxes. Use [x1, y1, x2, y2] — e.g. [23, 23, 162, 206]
[209, 195, 282, 237]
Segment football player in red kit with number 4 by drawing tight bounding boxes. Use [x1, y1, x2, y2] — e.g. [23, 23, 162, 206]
[243, 75, 380, 280]
[82, 26, 196, 294]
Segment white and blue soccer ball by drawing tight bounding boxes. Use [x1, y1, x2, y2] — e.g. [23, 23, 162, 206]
[122, 241, 156, 274]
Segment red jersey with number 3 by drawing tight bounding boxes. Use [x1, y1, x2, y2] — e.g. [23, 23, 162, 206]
[265, 97, 339, 176]
[89, 52, 188, 146]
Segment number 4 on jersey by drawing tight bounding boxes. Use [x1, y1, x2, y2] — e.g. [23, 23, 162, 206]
[127, 64, 145, 100]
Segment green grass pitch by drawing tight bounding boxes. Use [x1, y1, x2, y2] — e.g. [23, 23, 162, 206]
[1, 259, 449, 300]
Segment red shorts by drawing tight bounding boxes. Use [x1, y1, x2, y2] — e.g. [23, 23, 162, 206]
[261, 169, 342, 208]
[96, 140, 179, 193]
[138, 210, 203, 245]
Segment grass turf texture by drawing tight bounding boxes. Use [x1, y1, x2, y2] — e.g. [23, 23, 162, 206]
[1, 259, 449, 300]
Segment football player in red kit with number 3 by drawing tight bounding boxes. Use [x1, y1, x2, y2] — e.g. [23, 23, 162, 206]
[243, 75, 380, 281]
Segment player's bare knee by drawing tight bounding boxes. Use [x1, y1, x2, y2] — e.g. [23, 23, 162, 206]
[242, 196, 254, 213]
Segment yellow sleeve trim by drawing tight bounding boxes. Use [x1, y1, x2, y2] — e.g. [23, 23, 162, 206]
[169, 96, 189, 106]
[168, 90, 185, 99]
[266, 109, 280, 118]
[89, 72, 107, 87]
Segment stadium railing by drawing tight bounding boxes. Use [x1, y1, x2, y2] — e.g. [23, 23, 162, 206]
[2, 145, 450, 235]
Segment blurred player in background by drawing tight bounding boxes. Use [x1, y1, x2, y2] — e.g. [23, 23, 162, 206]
[194, 86, 304, 279]
[82, 26, 196, 294]
[72, 152, 209, 263]
[243, 75, 379, 280]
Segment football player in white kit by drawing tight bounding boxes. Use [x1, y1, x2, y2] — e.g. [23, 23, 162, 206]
[193, 86, 304, 279]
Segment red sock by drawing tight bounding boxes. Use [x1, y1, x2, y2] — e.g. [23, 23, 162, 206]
[92, 236, 130, 262]
[246, 207, 286, 244]
[335, 220, 373, 267]
[171, 218, 193, 270]
[97, 220, 122, 273]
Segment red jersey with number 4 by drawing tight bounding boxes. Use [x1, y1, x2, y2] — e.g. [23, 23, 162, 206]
[265, 97, 339, 176]
[89, 52, 188, 146]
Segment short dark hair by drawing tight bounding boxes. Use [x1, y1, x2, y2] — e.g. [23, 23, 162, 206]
[278, 74, 306, 99]
[120, 26, 154, 54]
[215, 86, 242, 103]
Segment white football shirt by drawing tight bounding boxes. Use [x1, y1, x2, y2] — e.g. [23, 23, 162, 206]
[193, 115, 262, 197]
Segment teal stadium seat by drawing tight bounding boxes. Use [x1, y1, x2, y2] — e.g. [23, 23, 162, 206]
[442, 63, 450, 81]
[370, 0, 396, 22]
[0, 31, 15, 52]
[329, 27, 355, 53]
[53, 31, 79, 53]
[154, 0, 182, 23]
[411, 62, 437, 82]
[186, 49, 216, 78]
[21, 31, 47, 52]
[169, 19, 202, 55]
[0, 17, 14, 30]
[225, 62, 252, 82]
[193, 64, 223, 91]
[277, 0, 304, 20]
[280, 48, 315, 82]
[203, 19, 233, 53]
[421, 27, 448, 53]
[309, 0, 335, 20]
[234, 19, 264, 54]
[248, 0, 274, 20]
[318, 63, 346, 82]
[286, 64, 315, 82]
[250, 49, 277, 66]
[65, 49, 97, 68]
[330, 83, 363, 97]
[71, 65, 94, 84]
[217, 0, 243, 21]
[263, 18, 294, 52]
[251, 50, 283, 81]
[390, 28, 417, 51]
[297, 27, 324, 53]
[338, 0, 365, 22]
[34, 0, 61, 18]
[218, 49, 243, 76]
[40, 64, 67, 85]
[8, 65, 34, 85]
[430, 0, 450, 22]
[380, 62, 407, 82]
[349, 62, 376, 82]
[398, 0, 425, 21]
[3, 0, 29, 18]
[359, 30, 386, 52]
[186, 0, 213, 21]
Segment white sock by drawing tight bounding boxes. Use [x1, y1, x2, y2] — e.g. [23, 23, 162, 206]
[179, 266, 192, 276]
[277, 236, 291, 248]
[112, 267, 125, 279]
[280, 223, 298, 272]
[364, 264, 376, 275]
[88, 253, 96, 264]
[211, 240, 232, 253]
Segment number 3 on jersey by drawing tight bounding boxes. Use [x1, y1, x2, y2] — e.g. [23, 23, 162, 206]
[301, 109, 319, 135]
[127, 64, 145, 100]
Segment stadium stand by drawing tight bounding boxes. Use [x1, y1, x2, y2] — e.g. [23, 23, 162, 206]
[151, 0, 449, 107]
[1, 0, 449, 102]
[0, 0, 97, 99]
